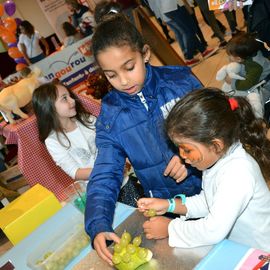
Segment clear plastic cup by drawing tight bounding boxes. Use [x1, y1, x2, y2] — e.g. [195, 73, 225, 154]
[63, 181, 87, 213]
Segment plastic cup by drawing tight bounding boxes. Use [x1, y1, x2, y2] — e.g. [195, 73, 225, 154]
[64, 181, 87, 213]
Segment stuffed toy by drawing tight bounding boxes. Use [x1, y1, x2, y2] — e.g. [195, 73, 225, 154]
[216, 62, 245, 93]
[0, 67, 42, 124]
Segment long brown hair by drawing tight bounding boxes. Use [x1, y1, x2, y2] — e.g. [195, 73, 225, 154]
[166, 88, 270, 181]
[32, 81, 94, 148]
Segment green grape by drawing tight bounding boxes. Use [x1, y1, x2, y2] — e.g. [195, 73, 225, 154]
[114, 243, 122, 253]
[121, 231, 131, 244]
[120, 237, 129, 248]
[126, 243, 136, 254]
[137, 247, 147, 259]
[112, 254, 122, 265]
[146, 209, 156, 217]
[132, 235, 142, 247]
[122, 252, 131, 263]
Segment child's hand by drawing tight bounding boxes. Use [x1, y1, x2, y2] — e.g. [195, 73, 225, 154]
[143, 216, 171, 239]
[164, 155, 187, 183]
[137, 198, 168, 216]
[93, 231, 120, 266]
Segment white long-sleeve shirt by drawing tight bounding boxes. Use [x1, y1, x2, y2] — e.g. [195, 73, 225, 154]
[168, 143, 270, 252]
[45, 116, 97, 179]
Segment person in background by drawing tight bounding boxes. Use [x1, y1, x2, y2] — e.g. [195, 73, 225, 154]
[65, 0, 95, 37]
[141, 0, 176, 44]
[85, 13, 202, 265]
[62, 21, 82, 48]
[147, 0, 218, 66]
[225, 33, 270, 117]
[18, 20, 49, 65]
[247, 0, 270, 58]
[138, 88, 270, 252]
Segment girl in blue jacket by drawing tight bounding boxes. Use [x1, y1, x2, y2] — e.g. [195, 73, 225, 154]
[85, 13, 202, 265]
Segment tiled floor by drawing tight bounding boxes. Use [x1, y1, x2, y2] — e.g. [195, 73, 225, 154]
[0, 8, 245, 258]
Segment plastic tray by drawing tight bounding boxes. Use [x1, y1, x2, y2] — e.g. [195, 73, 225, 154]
[27, 212, 90, 270]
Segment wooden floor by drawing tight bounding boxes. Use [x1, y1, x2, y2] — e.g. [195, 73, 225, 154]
[150, 8, 246, 89]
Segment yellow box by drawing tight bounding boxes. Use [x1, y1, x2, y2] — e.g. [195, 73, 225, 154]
[0, 184, 62, 245]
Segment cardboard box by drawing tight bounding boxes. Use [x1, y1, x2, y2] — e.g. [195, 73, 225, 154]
[0, 165, 28, 191]
[0, 184, 62, 245]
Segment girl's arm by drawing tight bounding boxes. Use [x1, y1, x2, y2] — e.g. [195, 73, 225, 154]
[168, 162, 254, 248]
[45, 136, 84, 179]
[75, 168, 92, 180]
[19, 43, 31, 65]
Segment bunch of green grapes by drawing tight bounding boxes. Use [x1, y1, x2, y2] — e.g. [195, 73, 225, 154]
[112, 232, 153, 270]
[145, 209, 156, 218]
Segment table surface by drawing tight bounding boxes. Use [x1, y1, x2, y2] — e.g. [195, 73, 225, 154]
[0, 95, 101, 201]
[73, 211, 213, 270]
[0, 202, 135, 270]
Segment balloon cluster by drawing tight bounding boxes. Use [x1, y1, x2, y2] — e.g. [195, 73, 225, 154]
[0, 1, 27, 72]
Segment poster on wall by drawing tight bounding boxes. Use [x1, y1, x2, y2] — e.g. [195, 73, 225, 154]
[36, 0, 69, 41]
[35, 36, 98, 89]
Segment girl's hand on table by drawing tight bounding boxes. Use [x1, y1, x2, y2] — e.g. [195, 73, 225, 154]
[164, 155, 187, 183]
[143, 216, 171, 239]
[93, 231, 120, 266]
[137, 198, 168, 216]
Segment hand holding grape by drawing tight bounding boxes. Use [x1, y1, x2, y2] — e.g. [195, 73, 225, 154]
[93, 231, 120, 266]
[137, 198, 169, 216]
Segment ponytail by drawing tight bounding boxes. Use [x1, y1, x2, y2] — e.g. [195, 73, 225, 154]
[234, 96, 270, 182]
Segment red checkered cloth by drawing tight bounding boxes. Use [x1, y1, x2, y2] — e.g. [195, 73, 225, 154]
[0, 94, 101, 201]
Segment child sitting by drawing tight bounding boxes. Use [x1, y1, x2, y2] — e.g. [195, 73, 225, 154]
[138, 88, 270, 252]
[225, 33, 270, 117]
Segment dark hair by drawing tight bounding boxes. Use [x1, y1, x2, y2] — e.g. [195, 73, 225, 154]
[226, 33, 261, 59]
[166, 88, 270, 181]
[91, 13, 145, 61]
[65, 0, 80, 10]
[62, 21, 77, 36]
[32, 82, 93, 148]
[20, 20, 34, 36]
[94, 0, 122, 24]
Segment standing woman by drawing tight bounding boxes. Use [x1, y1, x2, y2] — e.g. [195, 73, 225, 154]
[18, 20, 49, 65]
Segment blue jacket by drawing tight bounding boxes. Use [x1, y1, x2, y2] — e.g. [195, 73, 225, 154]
[85, 64, 202, 241]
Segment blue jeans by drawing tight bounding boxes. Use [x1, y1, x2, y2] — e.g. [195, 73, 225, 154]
[29, 53, 45, 64]
[165, 6, 206, 60]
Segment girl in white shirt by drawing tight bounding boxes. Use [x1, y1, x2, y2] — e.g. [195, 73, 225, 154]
[138, 88, 270, 252]
[32, 81, 97, 180]
[18, 20, 49, 64]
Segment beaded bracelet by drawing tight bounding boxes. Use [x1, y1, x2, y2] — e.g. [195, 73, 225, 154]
[167, 194, 186, 213]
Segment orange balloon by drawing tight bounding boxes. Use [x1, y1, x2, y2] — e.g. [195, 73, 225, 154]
[0, 4, 4, 17]
[1, 31, 16, 43]
[3, 17, 17, 33]
[0, 25, 7, 36]
[16, 63, 28, 72]
[8, 47, 23, 59]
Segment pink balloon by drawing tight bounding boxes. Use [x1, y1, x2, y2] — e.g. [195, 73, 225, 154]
[4, 0, 16, 17]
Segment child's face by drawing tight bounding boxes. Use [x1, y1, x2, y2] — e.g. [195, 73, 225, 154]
[172, 137, 223, 171]
[96, 45, 150, 95]
[54, 85, 76, 120]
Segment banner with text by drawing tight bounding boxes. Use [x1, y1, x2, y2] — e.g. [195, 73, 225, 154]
[35, 37, 97, 88]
